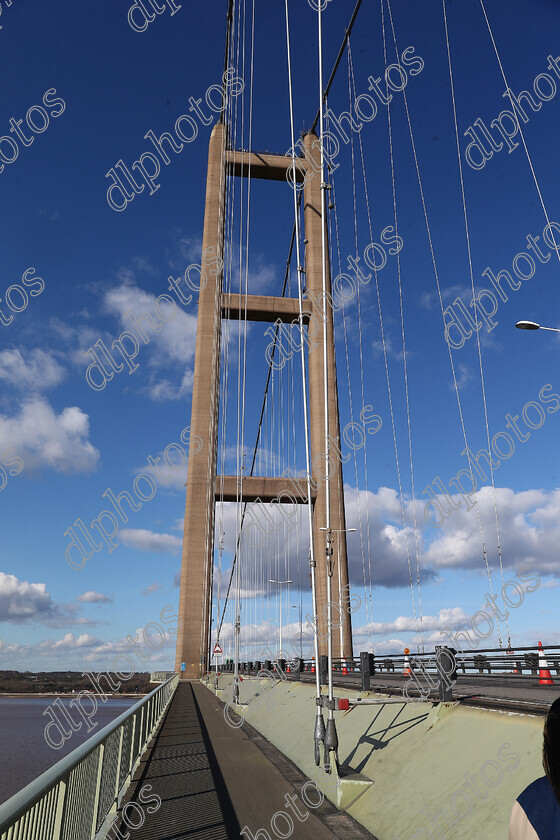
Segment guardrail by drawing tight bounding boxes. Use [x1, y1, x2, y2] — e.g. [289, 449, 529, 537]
[0, 673, 179, 840]
[211, 644, 560, 700]
[149, 671, 176, 683]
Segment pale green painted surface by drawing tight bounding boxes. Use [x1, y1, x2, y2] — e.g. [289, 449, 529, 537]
[205, 676, 545, 840]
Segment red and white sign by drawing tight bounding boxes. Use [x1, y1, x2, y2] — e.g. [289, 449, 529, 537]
[212, 643, 223, 656]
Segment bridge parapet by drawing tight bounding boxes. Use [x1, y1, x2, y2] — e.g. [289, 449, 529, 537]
[0, 675, 179, 840]
[150, 671, 176, 683]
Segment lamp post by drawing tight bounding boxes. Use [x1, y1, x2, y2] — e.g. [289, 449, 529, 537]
[269, 579, 292, 658]
[515, 320, 560, 333]
[211, 603, 219, 687]
[292, 604, 303, 657]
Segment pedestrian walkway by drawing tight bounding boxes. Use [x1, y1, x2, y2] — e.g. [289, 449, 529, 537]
[111, 681, 375, 840]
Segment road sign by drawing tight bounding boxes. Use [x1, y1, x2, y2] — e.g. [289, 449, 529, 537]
[213, 643, 223, 655]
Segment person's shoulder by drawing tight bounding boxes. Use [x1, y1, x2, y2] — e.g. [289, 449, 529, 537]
[518, 775, 555, 806]
[516, 776, 560, 839]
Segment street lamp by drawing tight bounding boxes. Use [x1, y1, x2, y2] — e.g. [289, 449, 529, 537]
[211, 603, 219, 688]
[291, 604, 303, 657]
[516, 320, 560, 332]
[269, 579, 292, 658]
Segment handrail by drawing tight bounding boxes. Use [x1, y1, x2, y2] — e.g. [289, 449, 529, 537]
[0, 673, 179, 840]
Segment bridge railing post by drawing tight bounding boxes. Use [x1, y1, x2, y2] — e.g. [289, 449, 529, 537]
[53, 778, 68, 840]
[360, 652, 374, 691]
[320, 654, 328, 686]
[435, 645, 457, 702]
[90, 743, 105, 840]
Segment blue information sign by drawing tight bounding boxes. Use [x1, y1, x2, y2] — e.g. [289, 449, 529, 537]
[181, 662, 186, 672]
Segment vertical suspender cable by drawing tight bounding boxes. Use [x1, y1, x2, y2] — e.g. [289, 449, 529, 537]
[377, 5, 424, 651]
[284, 0, 323, 736]
[317, 1, 338, 774]
[383, 0, 496, 649]
[441, 0, 507, 646]
[479, 0, 560, 261]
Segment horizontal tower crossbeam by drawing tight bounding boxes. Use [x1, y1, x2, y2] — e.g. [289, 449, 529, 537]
[226, 149, 306, 182]
[214, 475, 316, 503]
[222, 293, 312, 323]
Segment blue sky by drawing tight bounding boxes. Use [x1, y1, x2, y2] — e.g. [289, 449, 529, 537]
[1, 0, 560, 673]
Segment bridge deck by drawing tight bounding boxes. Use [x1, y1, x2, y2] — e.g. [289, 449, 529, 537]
[295, 670, 558, 714]
[112, 681, 374, 840]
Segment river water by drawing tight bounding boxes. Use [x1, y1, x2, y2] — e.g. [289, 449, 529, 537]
[0, 696, 139, 806]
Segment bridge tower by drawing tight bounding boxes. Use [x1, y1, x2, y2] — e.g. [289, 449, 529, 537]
[175, 122, 354, 678]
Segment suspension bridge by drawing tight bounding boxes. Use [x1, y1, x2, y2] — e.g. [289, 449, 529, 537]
[1, 1, 557, 838]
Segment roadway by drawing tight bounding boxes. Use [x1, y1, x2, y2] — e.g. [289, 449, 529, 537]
[294, 670, 559, 714]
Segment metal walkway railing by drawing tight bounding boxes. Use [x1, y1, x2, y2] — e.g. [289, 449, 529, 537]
[0, 674, 179, 840]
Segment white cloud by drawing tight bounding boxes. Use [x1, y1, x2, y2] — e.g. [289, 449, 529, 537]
[103, 281, 198, 401]
[0, 574, 107, 629]
[142, 582, 163, 596]
[423, 486, 560, 577]
[222, 483, 560, 591]
[0, 397, 99, 473]
[103, 239, 275, 400]
[450, 363, 473, 392]
[211, 487, 434, 593]
[342, 487, 436, 588]
[0, 622, 177, 670]
[120, 529, 182, 553]
[168, 235, 277, 294]
[418, 285, 470, 312]
[46, 234, 274, 403]
[370, 332, 405, 362]
[81, 627, 175, 664]
[77, 591, 113, 604]
[0, 573, 53, 622]
[355, 607, 470, 637]
[147, 370, 194, 402]
[38, 209, 60, 223]
[351, 637, 407, 655]
[136, 447, 189, 491]
[131, 256, 155, 274]
[49, 318, 105, 369]
[53, 633, 99, 649]
[212, 620, 302, 649]
[0, 349, 65, 391]
[213, 567, 266, 601]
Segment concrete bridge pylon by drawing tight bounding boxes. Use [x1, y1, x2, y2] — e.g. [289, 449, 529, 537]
[175, 123, 354, 678]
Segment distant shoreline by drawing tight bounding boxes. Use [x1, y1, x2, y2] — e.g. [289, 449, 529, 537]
[0, 693, 147, 699]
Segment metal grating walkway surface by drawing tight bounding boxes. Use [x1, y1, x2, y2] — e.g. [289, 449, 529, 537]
[112, 682, 234, 840]
[111, 681, 374, 840]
